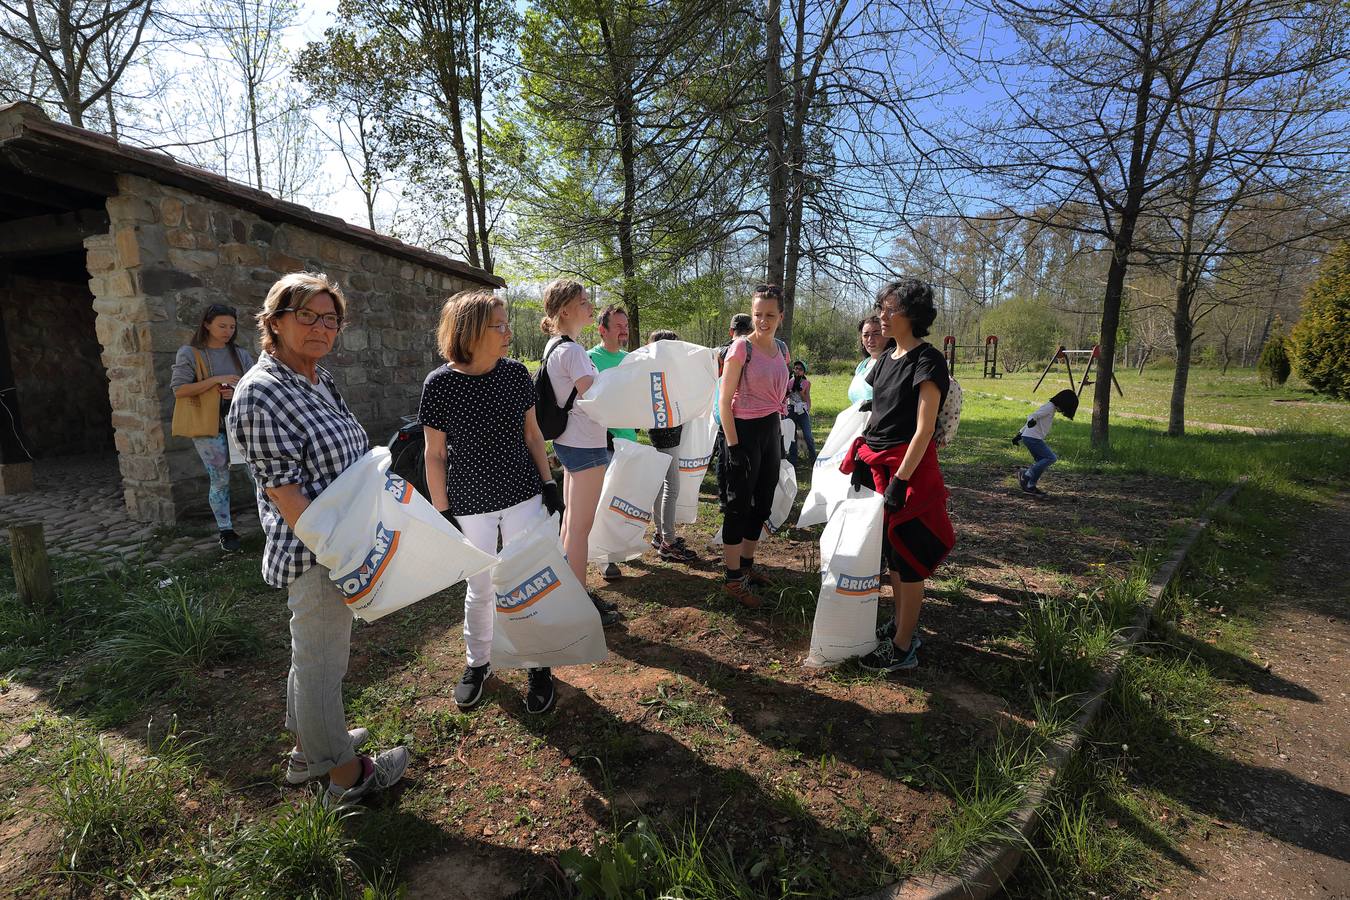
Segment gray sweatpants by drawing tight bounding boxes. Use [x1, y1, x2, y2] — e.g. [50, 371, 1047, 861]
[284, 564, 357, 778]
[652, 445, 680, 542]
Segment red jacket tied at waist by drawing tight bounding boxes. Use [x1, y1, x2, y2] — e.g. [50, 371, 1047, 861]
[839, 436, 954, 580]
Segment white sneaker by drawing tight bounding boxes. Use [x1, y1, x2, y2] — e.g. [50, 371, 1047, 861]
[323, 747, 408, 809]
[285, 728, 370, 784]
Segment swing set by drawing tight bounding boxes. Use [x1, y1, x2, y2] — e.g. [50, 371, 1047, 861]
[942, 335, 1002, 379]
[1033, 345, 1123, 398]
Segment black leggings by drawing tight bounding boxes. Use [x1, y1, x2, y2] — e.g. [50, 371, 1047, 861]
[720, 413, 781, 546]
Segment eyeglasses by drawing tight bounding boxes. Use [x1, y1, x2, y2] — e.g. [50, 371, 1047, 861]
[875, 304, 902, 318]
[281, 307, 342, 330]
[487, 323, 513, 334]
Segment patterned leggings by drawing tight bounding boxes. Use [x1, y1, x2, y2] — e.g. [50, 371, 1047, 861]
[192, 432, 233, 530]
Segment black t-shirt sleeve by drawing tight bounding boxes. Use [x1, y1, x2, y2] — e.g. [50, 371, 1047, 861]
[418, 367, 453, 433]
[913, 347, 950, 395]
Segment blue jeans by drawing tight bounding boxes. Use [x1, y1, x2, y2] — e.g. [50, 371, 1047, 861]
[1022, 437, 1057, 485]
[787, 410, 816, 466]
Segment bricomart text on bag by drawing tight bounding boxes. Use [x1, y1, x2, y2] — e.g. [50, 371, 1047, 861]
[835, 573, 881, 597]
[678, 452, 712, 474]
[383, 473, 413, 504]
[337, 523, 401, 604]
[495, 566, 562, 613]
[608, 496, 652, 523]
[650, 372, 672, 428]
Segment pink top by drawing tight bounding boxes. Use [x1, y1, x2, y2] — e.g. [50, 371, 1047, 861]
[727, 337, 789, 419]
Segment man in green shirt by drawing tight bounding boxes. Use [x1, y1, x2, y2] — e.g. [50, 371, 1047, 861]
[589, 304, 636, 580]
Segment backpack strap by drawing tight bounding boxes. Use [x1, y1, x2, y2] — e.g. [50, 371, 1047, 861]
[542, 335, 578, 411]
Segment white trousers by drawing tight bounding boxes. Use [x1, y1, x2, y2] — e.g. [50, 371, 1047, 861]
[458, 494, 548, 667]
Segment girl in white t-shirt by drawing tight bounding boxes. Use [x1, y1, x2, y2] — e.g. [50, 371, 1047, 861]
[540, 279, 622, 626]
[1013, 389, 1078, 495]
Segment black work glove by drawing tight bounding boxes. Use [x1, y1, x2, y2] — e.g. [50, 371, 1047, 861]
[883, 477, 909, 511]
[440, 508, 461, 531]
[859, 400, 873, 413]
[542, 480, 565, 517]
[727, 444, 750, 471]
[849, 452, 875, 493]
[1026, 418, 1037, 430]
[1011, 433, 1023, 446]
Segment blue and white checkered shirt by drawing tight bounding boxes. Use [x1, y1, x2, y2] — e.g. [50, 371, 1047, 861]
[227, 352, 369, 588]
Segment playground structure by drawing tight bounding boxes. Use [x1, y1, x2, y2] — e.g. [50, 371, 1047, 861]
[943, 335, 1002, 379]
[1033, 344, 1124, 398]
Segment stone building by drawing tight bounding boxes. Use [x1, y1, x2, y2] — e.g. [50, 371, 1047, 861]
[0, 102, 503, 524]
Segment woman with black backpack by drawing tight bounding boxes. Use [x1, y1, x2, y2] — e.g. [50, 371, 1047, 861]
[537, 278, 622, 627]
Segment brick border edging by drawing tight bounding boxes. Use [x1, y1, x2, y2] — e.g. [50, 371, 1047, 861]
[855, 480, 1245, 900]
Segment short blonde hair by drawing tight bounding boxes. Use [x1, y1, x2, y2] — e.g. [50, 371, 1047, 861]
[258, 272, 347, 354]
[539, 278, 586, 335]
[437, 290, 504, 364]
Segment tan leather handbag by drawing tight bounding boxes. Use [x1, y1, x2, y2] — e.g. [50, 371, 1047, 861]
[170, 349, 221, 438]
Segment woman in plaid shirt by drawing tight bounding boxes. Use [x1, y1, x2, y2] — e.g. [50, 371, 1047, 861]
[228, 272, 407, 808]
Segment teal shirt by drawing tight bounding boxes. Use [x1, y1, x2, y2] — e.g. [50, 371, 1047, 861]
[588, 345, 638, 443]
[848, 357, 876, 404]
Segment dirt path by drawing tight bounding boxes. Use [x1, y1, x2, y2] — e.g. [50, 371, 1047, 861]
[1159, 490, 1350, 898]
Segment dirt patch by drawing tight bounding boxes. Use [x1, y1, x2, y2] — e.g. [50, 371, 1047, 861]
[0, 456, 1206, 897]
[1160, 491, 1350, 897]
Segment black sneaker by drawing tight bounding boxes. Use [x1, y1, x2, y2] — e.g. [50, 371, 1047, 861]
[590, 593, 623, 627]
[454, 663, 491, 709]
[859, 638, 919, 673]
[525, 667, 556, 714]
[219, 529, 241, 552]
[602, 562, 623, 580]
[875, 618, 923, 653]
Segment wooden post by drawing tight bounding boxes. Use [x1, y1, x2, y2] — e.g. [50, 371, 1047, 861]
[9, 522, 53, 609]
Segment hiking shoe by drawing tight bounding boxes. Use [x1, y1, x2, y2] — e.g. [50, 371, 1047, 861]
[590, 593, 623, 627]
[219, 529, 241, 552]
[659, 541, 697, 563]
[323, 747, 408, 809]
[454, 663, 492, 709]
[602, 562, 624, 580]
[525, 667, 556, 714]
[285, 728, 370, 784]
[874, 618, 923, 653]
[743, 567, 771, 588]
[859, 638, 919, 673]
[723, 578, 761, 609]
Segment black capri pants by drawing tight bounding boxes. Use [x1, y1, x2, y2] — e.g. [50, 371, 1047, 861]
[720, 412, 782, 546]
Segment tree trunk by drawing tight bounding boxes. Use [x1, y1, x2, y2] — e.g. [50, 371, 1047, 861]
[765, 0, 787, 290]
[598, 8, 639, 348]
[471, 0, 493, 273]
[248, 79, 263, 190]
[1093, 222, 1135, 449]
[1169, 278, 1194, 437]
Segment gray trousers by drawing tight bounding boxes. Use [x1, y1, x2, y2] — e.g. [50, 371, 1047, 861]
[652, 445, 680, 542]
[284, 564, 357, 778]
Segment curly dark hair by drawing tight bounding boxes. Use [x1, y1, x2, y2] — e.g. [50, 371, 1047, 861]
[875, 278, 938, 339]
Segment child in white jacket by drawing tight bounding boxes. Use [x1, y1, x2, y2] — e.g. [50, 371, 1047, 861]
[1013, 389, 1078, 495]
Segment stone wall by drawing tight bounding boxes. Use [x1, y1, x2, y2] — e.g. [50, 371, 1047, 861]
[0, 272, 113, 457]
[87, 173, 484, 524]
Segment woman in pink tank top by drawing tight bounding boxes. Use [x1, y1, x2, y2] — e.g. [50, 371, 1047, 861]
[716, 284, 790, 608]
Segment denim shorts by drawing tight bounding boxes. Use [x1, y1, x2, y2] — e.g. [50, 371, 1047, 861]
[553, 442, 612, 473]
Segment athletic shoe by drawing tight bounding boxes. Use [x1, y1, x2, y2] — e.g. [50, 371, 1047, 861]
[859, 638, 919, 673]
[659, 541, 697, 563]
[454, 662, 492, 709]
[723, 578, 761, 609]
[525, 667, 556, 714]
[1021, 482, 1048, 496]
[603, 562, 624, 580]
[743, 567, 771, 588]
[650, 535, 663, 551]
[323, 747, 408, 809]
[590, 593, 623, 627]
[1016, 469, 1030, 491]
[285, 728, 371, 784]
[874, 618, 923, 653]
[588, 591, 619, 613]
[219, 529, 241, 552]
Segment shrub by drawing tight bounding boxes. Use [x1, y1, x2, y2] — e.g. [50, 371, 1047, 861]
[1257, 323, 1291, 388]
[1288, 241, 1350, 400]
[982, 297, 1060, 372]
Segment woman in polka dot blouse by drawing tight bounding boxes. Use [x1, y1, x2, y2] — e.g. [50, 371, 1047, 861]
[420, 291, 566, 715]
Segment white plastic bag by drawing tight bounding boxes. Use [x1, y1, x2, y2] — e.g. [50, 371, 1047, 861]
[675, 414, 717, 524]
[588, 438, 671, 562]
[797, 402, 871, 528]
[295, 448, 498, 622]
[574, 340, 717, 430]
[805, 488, 885, 667]
[492, 513, 607, 669]
[763, 459, 799, 535]
[780, 417, 796, 456]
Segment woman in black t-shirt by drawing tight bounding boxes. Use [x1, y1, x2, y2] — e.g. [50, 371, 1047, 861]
[840, 278, 956, 674]
[420, 291, 566, 715]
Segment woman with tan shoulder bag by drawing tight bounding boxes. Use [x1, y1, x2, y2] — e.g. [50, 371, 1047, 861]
[171, 303, 254, 551]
